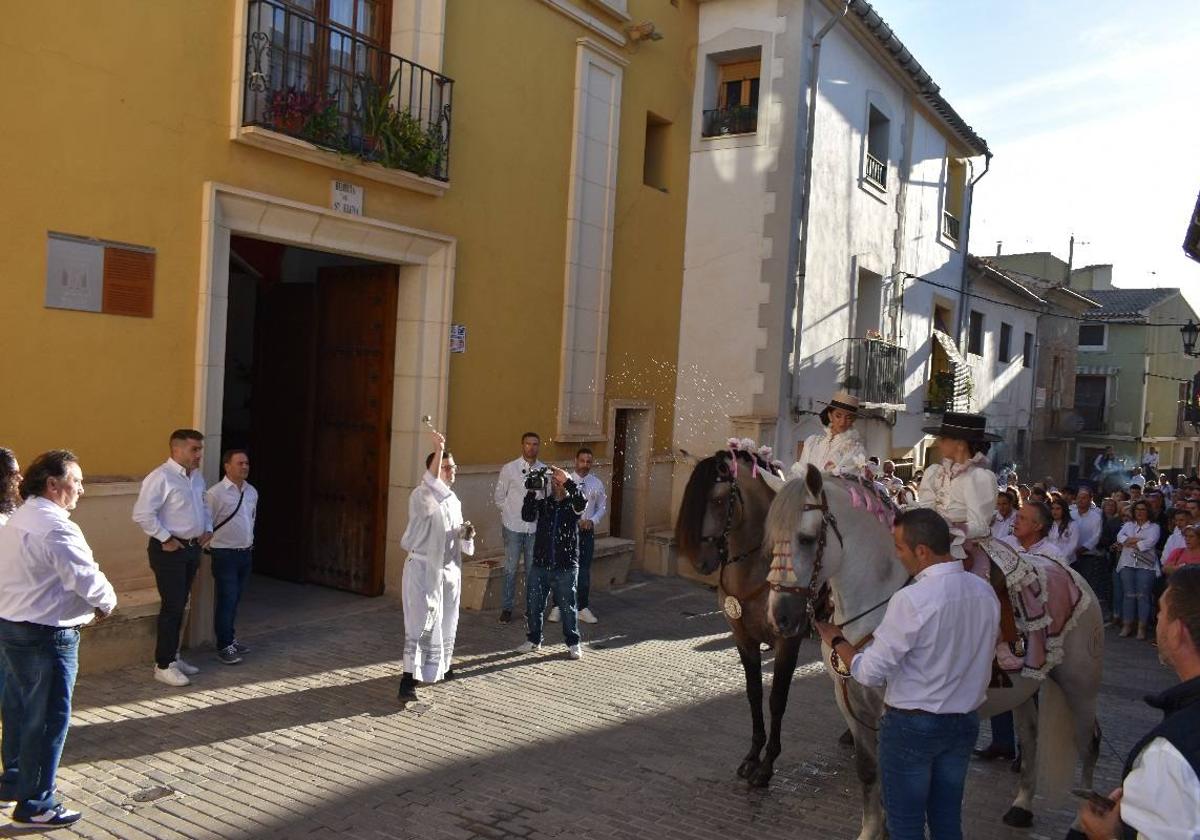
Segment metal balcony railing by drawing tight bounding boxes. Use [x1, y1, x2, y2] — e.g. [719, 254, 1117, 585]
[701, 106, 758, 137]
[840, 338, 907, 406]
[242, 0, 454, 181]
[942, 210, 961, 243]
[864, 152, 886, 188]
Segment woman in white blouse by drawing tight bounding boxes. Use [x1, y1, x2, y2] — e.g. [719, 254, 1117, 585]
[790, 391, 868, 479]
[1046, 497, 1078, 562]
[917, 412, 1003, 572]
[1115, 500, 1162, 640]
[990, 488, 1018, 540]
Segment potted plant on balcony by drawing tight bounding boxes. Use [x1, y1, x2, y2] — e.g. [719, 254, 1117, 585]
[357, 70, 447, 179]
[264, 87, 340, 148]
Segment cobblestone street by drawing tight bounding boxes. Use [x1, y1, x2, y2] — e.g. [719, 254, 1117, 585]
[8, 574, 1171, 840]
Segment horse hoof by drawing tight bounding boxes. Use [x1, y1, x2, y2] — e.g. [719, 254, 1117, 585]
[737, 760, 759, 779]
[1002, 807, 1033, 827]
[749, 767, 773, 788]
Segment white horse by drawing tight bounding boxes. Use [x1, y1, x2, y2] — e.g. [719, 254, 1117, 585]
[764, 466, 1104, 839]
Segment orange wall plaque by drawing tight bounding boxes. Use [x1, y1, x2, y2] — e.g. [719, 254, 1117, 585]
[101, 247, 155, 318]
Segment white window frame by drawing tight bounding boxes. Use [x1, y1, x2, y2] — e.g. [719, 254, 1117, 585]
[1078, 322, 1108, 352]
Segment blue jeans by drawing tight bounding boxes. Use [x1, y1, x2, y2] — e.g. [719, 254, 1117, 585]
[501, 527, 535, 612]
[879, 709, 979, 840]
[211, 548, 253, 649]
[525, 566, 580, 646]
[1119, 566, 1156, 623]
[577, 529, 595, 610]
[0, 620, 80, 816]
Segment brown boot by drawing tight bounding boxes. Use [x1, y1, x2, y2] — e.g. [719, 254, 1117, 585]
[1136, 622, 1147, 641]
[1120, 622, 1134, 637]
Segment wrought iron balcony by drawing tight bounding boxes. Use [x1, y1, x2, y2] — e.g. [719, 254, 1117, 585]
[839, 337, 907, 407]
[864, 152, 886, 189]
[701, 106, 758, 137]
[242, 0, 453, 181]
[942, 210, 961, 243]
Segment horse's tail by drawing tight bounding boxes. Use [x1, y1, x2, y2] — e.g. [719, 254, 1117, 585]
[1035, 676, 1076, 802]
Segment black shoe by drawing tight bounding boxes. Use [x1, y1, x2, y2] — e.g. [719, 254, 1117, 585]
[217, 645, 243, 665]
[231, 639, 251, 654]
[838, 728, 854, 746]
[443, 668, 456, 681]
[398, 673, 419, 702]
[12, 804, 83, 826]
[973, 744, 1017, 761]
[499, 610, 512, 624]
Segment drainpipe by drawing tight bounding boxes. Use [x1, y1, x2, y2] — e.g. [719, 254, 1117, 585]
[954, 152, 992, 350]
[779, 0, 851, 454]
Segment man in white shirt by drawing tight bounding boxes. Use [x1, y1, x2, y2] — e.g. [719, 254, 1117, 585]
[1162, 509, 1190, 565]
[0, 450, 116, 827]
[1002, 501, 1065, 563]
[132, 429, 213, 687]
[551, 447, 607, 625]
[878, 460, 905, 491]
[1076, 565, 1200, 840]
[816, 508, 998, 840]
[205, 450, 258, 666]
[398, 430, 474, 703]
[493, 432, 544, 624]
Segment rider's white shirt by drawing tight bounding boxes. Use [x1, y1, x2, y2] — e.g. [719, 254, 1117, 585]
[790, 428, 867, 479]
[916, 455, 998, 558]
[849, 560, 999, 714]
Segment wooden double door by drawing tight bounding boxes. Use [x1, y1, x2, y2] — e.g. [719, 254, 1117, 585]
[250, 265, 398, 596]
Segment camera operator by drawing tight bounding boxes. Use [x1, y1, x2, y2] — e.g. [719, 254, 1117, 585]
[515, 466, 587, 659]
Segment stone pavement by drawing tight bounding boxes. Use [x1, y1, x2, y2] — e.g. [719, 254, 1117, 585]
[5, 573, 1171, 840]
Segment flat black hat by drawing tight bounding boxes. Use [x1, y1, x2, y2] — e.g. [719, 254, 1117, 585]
[922, 411, 1003, 442]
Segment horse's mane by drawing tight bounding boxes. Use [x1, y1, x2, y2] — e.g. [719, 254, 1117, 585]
[835, 473, 900, 517]
[675, 449, 782, 560]
[766, 469, 899, 550]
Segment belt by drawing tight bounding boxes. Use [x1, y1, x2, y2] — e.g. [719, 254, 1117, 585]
[164, 536, 202, 547]
[885, 705, 935, 716]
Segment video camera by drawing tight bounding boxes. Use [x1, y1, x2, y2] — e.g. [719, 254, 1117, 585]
[524, 465, 552, 493]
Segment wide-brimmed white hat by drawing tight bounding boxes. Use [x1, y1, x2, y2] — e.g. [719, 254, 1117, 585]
[816, 390, 860, 416]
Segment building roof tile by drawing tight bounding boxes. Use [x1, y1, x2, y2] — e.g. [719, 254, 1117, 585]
[1080, 288, 1180, 322]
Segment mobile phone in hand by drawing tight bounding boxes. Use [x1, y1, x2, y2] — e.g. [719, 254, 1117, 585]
[1071, 788, 1115, 812]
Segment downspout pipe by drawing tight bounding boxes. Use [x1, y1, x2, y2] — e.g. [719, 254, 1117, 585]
[780, 0, 851, 454]
[954, 151, 993, 350]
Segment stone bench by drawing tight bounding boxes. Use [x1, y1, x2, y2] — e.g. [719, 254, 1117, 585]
[461, 535, 634, 611]
[78, 586, 162, 675]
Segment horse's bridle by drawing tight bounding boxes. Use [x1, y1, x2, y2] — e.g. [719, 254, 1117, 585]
[700, 470, 763, 569]
[768, 488, 845, 626]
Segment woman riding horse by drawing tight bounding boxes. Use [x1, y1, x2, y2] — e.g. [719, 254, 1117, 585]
[791, 391, 868, 480]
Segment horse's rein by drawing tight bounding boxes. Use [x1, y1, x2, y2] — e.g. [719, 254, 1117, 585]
[701, 462, 772, 618]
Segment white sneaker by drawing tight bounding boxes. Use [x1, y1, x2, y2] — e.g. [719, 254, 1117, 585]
[173, 657, 200, 676]
[516, 641, 541, 653]
[154, 663, 190, 687]
[567, 644, 583, 660]
[548, 607, 561, 623]
[578, 607, 598, 624]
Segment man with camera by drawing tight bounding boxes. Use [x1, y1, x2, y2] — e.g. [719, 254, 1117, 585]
[398, 429, 474, 703]
[493, 432, 545, 623]
[550, 447, 606, 625]
[516, 465, 587, 659]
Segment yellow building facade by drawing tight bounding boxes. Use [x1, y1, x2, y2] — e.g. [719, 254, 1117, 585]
[1, 0, 697, 668]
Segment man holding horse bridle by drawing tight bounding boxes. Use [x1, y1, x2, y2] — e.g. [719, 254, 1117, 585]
[814, 508, 998, 840]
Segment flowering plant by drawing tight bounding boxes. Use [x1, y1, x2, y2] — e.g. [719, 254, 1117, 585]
[264, 88, 341, 147]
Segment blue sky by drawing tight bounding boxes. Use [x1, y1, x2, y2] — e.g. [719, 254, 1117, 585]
[874, 0, 1200, 310]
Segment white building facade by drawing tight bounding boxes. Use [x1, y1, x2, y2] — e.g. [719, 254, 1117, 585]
[674, 0, 992, 482]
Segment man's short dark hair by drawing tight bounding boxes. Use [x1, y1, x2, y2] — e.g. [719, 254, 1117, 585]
[894, 508, 951, 555]
[222, 448, 248, 465]
[521, 432, 540, 443]
[1166, 566, 1200, 651]
[426, 450, 454, 470]
[576, 447, 593, 458]
[170, 429, 204, 446]
[18, 450, 79, 499]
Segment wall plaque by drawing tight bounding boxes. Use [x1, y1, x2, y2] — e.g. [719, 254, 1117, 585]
[45, 232, 156, 317]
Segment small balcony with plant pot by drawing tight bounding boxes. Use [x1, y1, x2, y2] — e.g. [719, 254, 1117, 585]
[236, 0, 454, 195]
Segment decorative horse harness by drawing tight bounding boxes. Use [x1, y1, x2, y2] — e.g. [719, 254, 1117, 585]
[766, 485, 909, 732]
[702, 467, 770, 621]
